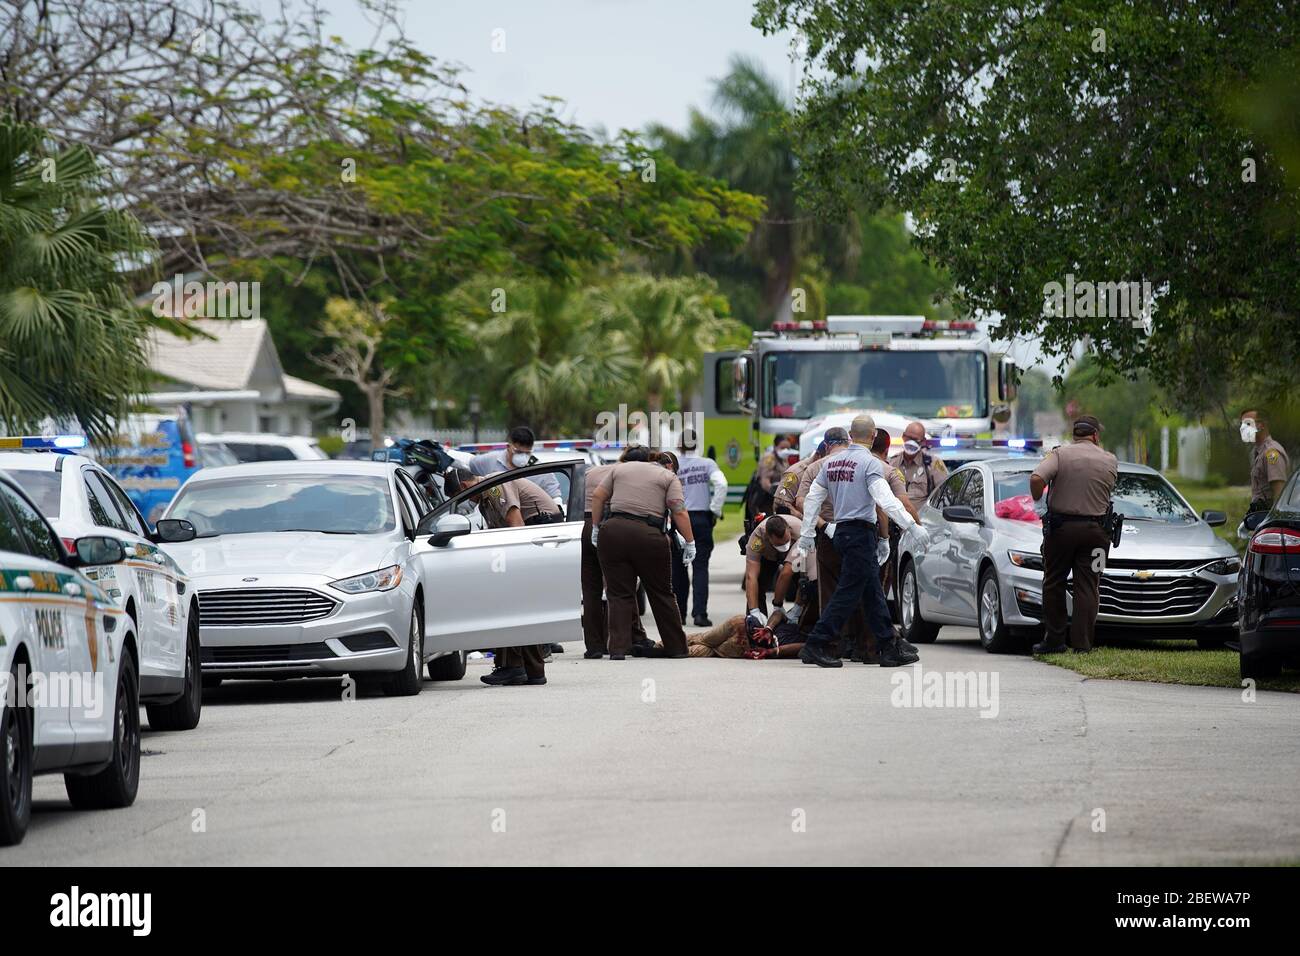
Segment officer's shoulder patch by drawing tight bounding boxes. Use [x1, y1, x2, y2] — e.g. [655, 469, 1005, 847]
[487, 485, 503, 499]
[781, 471, 799, 487]
[749, 535, 764, 552]
[1266, 449, 1281, 463]
[892, 467, 905, 480]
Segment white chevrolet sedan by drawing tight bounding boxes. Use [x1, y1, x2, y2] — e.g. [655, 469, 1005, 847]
[159, 459, 585, 694]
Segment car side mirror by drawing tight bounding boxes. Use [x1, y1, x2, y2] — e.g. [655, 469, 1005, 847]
[427, 512, 471, 547]
[1242, 510, 1270, 532]
[73, 535, 127, 566]
[1200, 510, 1227, 527]
[154, 518, 197, 543]
[942, 505, 983, 524]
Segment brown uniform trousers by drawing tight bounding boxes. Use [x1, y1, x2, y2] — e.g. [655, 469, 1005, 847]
[1041, 519, 1111, 650]
[581, 513, 647, 654]
[496, 644, 546, 679]
[597, 516, 688, 656]
[816, 528, 877, 658]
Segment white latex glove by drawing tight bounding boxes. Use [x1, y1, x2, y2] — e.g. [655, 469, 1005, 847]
[590, 525, 600, 548]
[785, 603, 803, 625]
[747, 609, 765, 629]
[825, 522, 837, 539]
[910, 524, 932, 550]
[876, 537, 890, 565]
[682, 540, 697, 564]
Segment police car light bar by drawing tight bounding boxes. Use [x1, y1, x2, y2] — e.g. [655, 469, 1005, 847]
[934, 437, 1042, 450]
[455, 439, 595, 453]
[0, 435, 89, 451]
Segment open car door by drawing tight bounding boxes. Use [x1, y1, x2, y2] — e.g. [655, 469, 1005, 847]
[412, 460, 586, 652]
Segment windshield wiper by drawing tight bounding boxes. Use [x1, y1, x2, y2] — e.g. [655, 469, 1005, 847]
[272, 528, 360, 535]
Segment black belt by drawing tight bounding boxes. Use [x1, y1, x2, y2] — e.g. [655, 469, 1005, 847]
[610, 511, 666, 532]
[836, 518, 876, 527]
[1049, 512, 1105, 523]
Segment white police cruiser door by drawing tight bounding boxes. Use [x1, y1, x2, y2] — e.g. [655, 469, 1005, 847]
[413, 462, 582, 651]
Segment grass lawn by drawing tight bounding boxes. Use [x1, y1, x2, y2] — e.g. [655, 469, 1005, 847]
[1035, 639, 1300, 693]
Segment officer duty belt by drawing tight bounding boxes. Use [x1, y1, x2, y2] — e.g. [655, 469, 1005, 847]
[610, 511, 666, 532]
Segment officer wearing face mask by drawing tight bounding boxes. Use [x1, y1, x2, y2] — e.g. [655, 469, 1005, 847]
[1240, 409, 1290, 514]
[887, 420, 948, 512]
[470, 425, 564, 501]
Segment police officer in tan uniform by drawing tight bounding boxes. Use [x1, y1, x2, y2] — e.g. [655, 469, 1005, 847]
[887, 420, 949, 511]
[581, 447, 653, 658]
[742, 514, 799, 621]
[1240, 409, 1291, 513]
[590, 459, 695, 659]
[773, 445, 820, 517]
[1030, 415, 1118, 654]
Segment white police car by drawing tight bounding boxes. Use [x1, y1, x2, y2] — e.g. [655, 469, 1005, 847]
[0, 437, 201, 732]
[0, 469, 140, 846]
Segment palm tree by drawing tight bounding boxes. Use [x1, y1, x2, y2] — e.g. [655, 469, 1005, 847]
[648, 56, 859, 328]
[0, 119, 155, 439]
[444, 278, 638, 435]
[591, 274, 749, 414]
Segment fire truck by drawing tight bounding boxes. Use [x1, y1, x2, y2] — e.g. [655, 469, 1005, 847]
[699, 315, 1019, 499]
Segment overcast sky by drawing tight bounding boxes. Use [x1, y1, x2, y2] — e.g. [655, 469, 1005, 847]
[319, 0, 797, 135]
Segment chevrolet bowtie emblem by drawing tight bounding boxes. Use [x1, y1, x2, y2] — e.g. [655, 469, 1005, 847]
[1133, 570, 1155, 581]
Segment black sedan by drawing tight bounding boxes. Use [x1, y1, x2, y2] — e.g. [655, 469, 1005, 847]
[1238, 470, 1300, 679]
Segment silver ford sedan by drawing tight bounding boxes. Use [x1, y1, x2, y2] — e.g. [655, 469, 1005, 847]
[159, 459, 586, 692]
[896, 458, 1241, 653]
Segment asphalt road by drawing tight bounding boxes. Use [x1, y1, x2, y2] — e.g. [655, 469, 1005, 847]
[10, 546, 1300, 865]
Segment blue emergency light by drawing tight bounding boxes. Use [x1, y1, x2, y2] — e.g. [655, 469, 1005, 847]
[0, 434, 88, 452]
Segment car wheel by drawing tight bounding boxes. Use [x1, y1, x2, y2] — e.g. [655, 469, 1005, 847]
[977, 568, 1019, 653]
[0, 660, 33, 846]
[146, 609, 203, 731]
[384, 602, 424, 697]
[1241, 650, 1281, 680]
[427, 649, 468, 681]
[899, 560, 940, 644]
[65, 651, 140, 810]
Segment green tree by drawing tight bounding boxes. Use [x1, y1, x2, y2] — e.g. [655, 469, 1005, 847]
[756, 0, 1300, 410]
[0, 118, 155, 439]
[591, 274, 751, 413]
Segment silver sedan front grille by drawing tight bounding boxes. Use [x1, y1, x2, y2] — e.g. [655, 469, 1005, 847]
[198, 588, 338, 626]
[1070, 575, 1215, 618]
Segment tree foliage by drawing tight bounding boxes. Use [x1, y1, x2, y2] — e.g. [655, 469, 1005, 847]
[755, 0, 1300, 411]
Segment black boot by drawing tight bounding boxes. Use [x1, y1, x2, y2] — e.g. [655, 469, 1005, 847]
[1032, 639, 1069, 655]
[799, 643, 843, 668]
[693, 615, 713, 627]
[877, 637, 919, 667]
[481, 666, 527, 686]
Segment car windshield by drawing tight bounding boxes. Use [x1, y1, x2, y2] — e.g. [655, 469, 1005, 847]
[8, 469, 61, 519]
[762, 350, 987, 420]
[994, 470, 1195, 523]
[168, 474, 394, 536]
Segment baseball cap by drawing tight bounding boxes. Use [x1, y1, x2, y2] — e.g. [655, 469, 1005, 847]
[1073, 415, 1101, 436]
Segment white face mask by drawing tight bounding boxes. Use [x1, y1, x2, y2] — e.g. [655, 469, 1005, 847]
[902, 439, 922, 456]
[1240, 421, 1257, 444]
[774, 540, 792, 553]
[511, 452, 531, 467]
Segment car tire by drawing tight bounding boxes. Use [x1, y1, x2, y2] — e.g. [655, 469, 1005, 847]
[384, 603, 424, 697]
[427, 649, 467, 681]
[65, 651, 140, 810]
[977, 568, 1019, 653]
[146, 610, 202, 731]
[1240, 650, 1281, 680]
[201, 676, 223, 690]
[899, 560, 940, 644]
[0, 660, 34, 846]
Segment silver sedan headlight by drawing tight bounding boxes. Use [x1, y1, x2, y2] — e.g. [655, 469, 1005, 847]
[1007, 549, 1044, 571]
[1202, 556, 1240, 576]
[329, 564, 404, 594]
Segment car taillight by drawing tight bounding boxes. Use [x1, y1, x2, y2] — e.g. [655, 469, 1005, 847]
[1248, 527, 1300, 554]
[182, 441, 195, 469]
